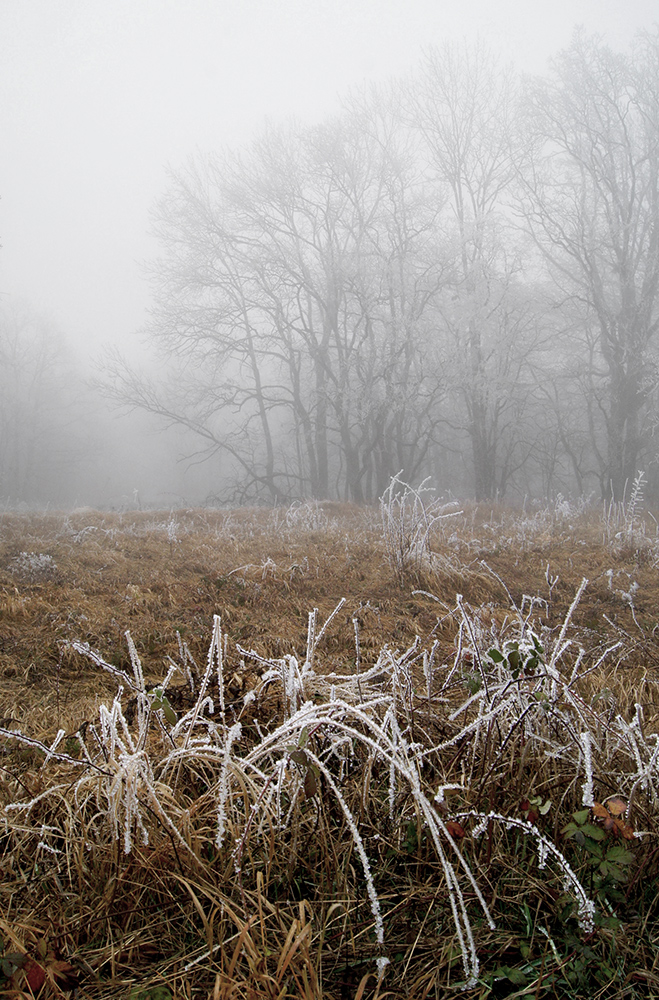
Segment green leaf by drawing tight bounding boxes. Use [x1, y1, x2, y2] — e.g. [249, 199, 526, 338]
[405, 819, 418, 852]
[583, 839, 604, 858]
[539, 799, 552, 815]
[1, 953, 25, 977]
[488, 648, 505, 662]
[493, 965, 528, 986]
[573, 809, 590, 825]
[4, 953, 25, 968]
[580, 823, 606, 840]
[299, 727, 309, 748]
[596, 913, 622, 931]
[601, 861, 627, 882]
[163, 702, 177, 726]
[606, 845, 634, 864]
[507, 649, 520, 671]
[506, 968, 529, 985]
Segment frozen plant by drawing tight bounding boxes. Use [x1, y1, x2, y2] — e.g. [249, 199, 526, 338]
[282, 499, 330, 532]
[554, 494, 574, 519]
[166, 513, 179, 550]
[380, 473, 460, 585]
[9, 551, 58, 581]
[603, 471, 653, 557]
[580, 730, 595, 807]
[3, 587, 640, 990]
[459, 810, 596, 934]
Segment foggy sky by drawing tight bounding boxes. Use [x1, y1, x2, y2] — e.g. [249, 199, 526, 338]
[1, 0, 658, 367]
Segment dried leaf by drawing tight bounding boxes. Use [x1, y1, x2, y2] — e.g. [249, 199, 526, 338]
[47, 959, 75, 980]
[303, 768, 317, 799]
[445, 821, 466, 840]
[606, 797, 627, 816]
[24, 958, 46, 993]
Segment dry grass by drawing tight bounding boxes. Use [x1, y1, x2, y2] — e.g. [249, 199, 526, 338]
[1, 498, 659, 998]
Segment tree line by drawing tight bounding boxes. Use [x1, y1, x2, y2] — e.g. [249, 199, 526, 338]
[104, 30, 659, 504]
[0, 301, 90, 505]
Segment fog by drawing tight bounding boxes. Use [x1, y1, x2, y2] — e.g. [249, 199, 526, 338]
[1, 1, 658, 507]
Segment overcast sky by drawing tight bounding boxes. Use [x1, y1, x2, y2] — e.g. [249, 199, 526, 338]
[1, 0, 658, 364]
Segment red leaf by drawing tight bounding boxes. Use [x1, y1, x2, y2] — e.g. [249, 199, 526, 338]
[24, 958, 46, 993]
[445, 821, 466, 840]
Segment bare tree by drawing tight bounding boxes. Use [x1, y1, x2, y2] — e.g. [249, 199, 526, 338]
[0, 301, 89, 504]
[106, 98, 447, 502]
[407, 42, 542, 499]
[101, 35, 659, 505]
[520, 29, 659, 500]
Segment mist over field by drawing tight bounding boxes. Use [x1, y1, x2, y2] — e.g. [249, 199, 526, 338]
[1, 1, 659, 508]
[4, 10, 659, 989]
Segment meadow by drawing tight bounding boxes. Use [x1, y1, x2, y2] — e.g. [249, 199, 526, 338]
[1, 486, 658, 999]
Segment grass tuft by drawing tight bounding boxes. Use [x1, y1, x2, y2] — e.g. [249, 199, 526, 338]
[1, 499, 659, 997]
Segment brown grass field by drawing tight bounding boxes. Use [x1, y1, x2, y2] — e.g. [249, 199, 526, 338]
[1, 498, 659, 999]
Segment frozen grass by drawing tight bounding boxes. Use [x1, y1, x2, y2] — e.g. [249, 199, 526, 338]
[8, 551, 59, 582]
[380, 474, 462, 586]
[0, 499, 659, 997]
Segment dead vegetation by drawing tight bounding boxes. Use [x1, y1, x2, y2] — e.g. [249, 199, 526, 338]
[1, 497, 659, 998]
